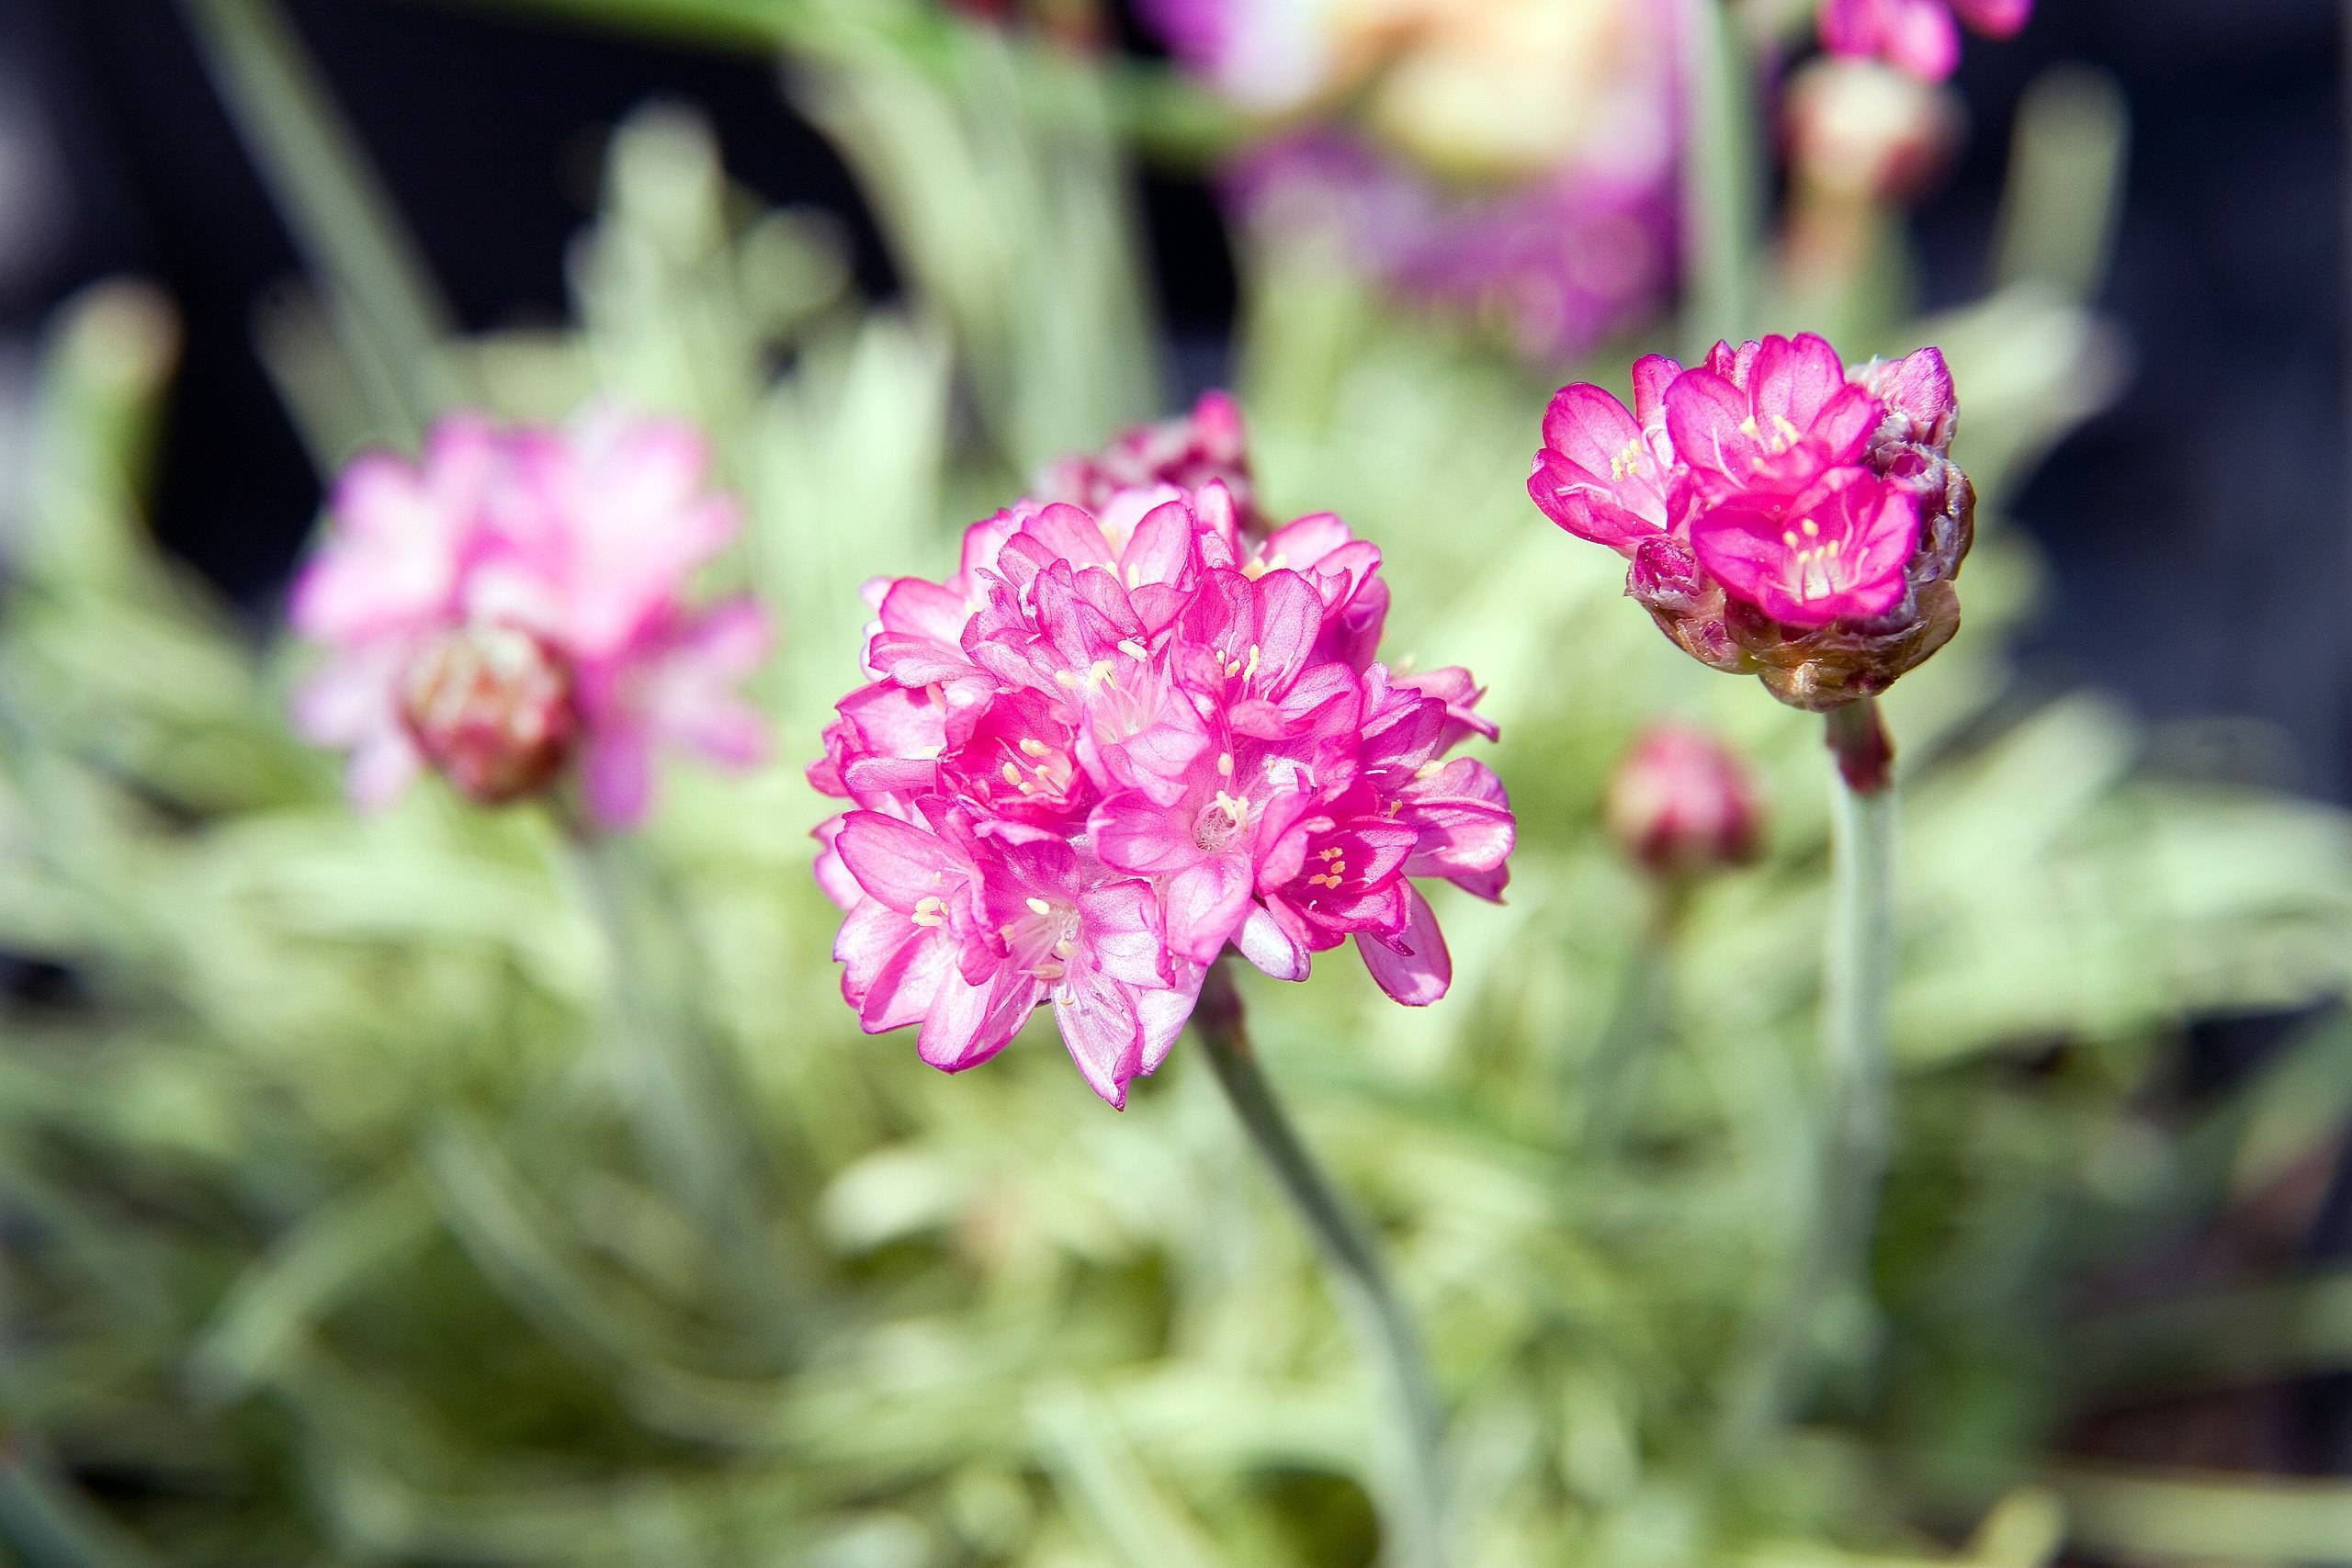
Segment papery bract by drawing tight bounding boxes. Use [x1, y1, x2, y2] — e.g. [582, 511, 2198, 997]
[818, 396, 1513, 1106]
[289, 409, 769, 825]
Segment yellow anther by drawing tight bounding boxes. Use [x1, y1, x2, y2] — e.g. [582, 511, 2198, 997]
[1216, 752, 1235, 778]
[1025, 897, 1052, 916]
[1609, 436, 1645, 482]
[910, 895, 947, 929]
[1800, 517, 1820, 538]
[1117, 637, 1148, 660]
[1020, 738, 1050, 758]
[1781, 529, 1801, 550]
[1001, 761, 1023, 785]
[1243, 644, 1261, 682]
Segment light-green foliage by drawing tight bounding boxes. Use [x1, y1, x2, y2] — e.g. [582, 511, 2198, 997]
[4, 11, 2352, 1565]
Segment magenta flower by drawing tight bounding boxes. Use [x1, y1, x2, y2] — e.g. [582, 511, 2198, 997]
[289, 410, 770, 826]
[1035, 390, 1260, 530]
[1530, 334, 1973, 707]
[1607, 722, 1766, 880]
[1139, 0, 1682, 365]
[816, 400, 1513, 1107]
[1819, 0, 2032, 83]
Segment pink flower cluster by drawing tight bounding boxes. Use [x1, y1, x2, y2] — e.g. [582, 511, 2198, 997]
[1819, 0, 2031, 83]
[1225, 131, 1679, 367]
[813, 403, 1514, 1108]
[290, 411, 769, 826]
[1531, 333, 1973, 709]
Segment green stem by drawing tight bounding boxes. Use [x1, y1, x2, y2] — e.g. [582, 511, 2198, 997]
[557, 822, 799, 1348]
[1821, 698, 1895, 1245]
[1679, 0, 1765, 354]
[1193, 964, 1444, 1568]
[1577, 886, 1683, 1157]
[177, 0, 461, 441]
[1716, 699, 1896, 1450]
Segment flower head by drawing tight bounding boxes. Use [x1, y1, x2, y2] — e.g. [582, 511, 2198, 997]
[1785, 57, 1962, 205]
[1818, 0, 2032, 83]
[818, 397, 1513, 1107]
[1530, 334, 1973, 709]
[1607, 723, 1765, 880]
[289, 410, 769, 825]
[1148, 0, 1681, 364]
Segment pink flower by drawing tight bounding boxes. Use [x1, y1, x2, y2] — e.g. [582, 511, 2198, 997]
[1690, 468, 1920, 627]
[1529, 338, 1974, 706]
[1035, 391, 1259, 530]
[1225, 130, 1679, 367]
[817, 399, 1512, 1107]
[1665, 333, 1885, 502]
[1607, 723, 1765, 879]
[1819, 0, 2032, 83]
[289, 410, 769, 826]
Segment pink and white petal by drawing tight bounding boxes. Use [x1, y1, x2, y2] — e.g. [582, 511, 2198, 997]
[1137, 961, 1207, 1075]
[1053, 966, 1145, 1108]
[1664, 369, 1765, 479]
[1078, 879, 1173, 988]
[919, 969, 1032, 1074]
[812, 815, 864, 910]
[1164, 855, 1255, 964]
[1356, 886, 1452, 1007]
[833, 810, 960, 911]
[1236, 902, 1311, 981]
[1090, 793, 1201, 876]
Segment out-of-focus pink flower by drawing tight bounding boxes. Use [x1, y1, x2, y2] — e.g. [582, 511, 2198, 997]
[1785, 58, 1963, 205]
[1818, 0, 2032, 83]
[1148, 0, 1681, 365]
[1529, 336, 1974, 707]
[1607, 723, 1765, 879]
[1035, 390, 1260, 529]
[816, 397, 1513, 1107]
[289, 410, 770, 826]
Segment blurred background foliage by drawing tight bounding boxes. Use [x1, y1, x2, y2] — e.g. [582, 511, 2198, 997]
[4, 2, 2352, 1565]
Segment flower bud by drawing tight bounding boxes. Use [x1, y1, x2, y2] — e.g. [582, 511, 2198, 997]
[398, 623, 578, 807]
[1785, 58, 1962, 206]
[1607, 724, 1764, 880]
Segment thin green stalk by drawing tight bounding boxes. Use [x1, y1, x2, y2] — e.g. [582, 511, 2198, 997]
[1577, 886, 1684, 1157]
[1679, 0, 1765, 354]
[1717, 698, 1896, 1450]
[1193, 964, 1444, 1568]
[1818, 696, 1896, 1296]
[177, 0, 461, 440]
[557, 822, 799, 1348]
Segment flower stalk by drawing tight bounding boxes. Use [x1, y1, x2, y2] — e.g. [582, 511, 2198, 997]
[1819, 695, 1895, 1291]
[1193, 963, 1445, 1568]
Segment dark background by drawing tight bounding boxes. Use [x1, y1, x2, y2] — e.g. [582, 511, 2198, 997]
[0, 0, 2342, 802]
